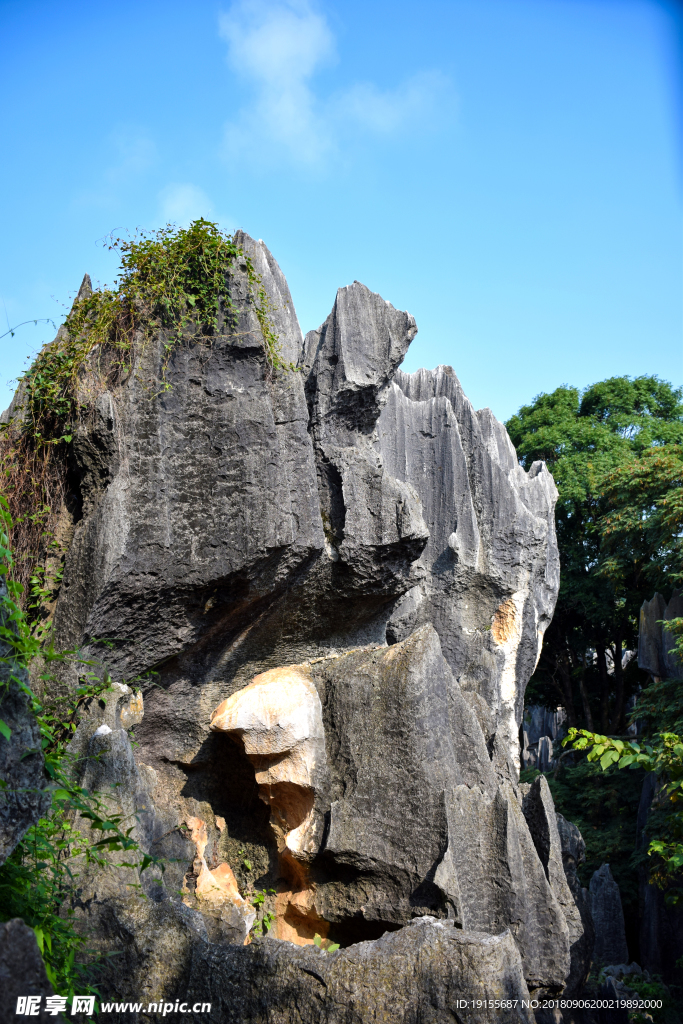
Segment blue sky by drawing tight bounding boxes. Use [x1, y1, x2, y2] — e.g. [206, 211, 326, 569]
[0, 0, 681, 422]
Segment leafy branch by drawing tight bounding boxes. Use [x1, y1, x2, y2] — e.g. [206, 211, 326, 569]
[0, 498, 162, 996]
[565, 726, 683, 900]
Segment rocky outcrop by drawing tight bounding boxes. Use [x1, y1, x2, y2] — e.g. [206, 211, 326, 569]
[522, 705, 567, 771]
[210, 665, 328, 867]
[589, 864, 629, 966]
[520, 778, 591, 996]
[4, 232, 569, 1009]
[90, 897, 535, 1024]
[556, 813, 595, 994]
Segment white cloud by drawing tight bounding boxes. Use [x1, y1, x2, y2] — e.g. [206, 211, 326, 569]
[333, 72, 452, 136]
[219, 1, 451, 167]
[159, 183, 214, 225]
[220, 0, 335, 164]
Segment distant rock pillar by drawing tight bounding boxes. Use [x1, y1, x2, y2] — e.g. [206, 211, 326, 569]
[589, 863, 629, 966]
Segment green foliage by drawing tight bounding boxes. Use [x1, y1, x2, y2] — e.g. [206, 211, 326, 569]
[507, 376, 683, 733]
[599, 445, 683, 595]
[567, 727, 683, 902]
[0, 498, 159, 996]
[630, 672, 683, 738]
[610, 971, 679, 1024]
[521, 759, 644, 917]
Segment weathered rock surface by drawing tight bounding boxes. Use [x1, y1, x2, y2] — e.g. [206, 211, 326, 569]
[378, 366, 560, 760]
[556, 813, 595, 994]
[520, 778, 591, 996]
[3, 233, 571, 1009]
[589, 864, 628, 966]
[89, 898, 534, 1024]
[521, 705, 567, 772]
[0, 581, 50, 865]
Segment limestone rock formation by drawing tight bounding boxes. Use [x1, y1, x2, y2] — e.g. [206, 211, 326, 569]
[378, 367, 559, 761]
[521, 705, 567, 772]
[1, 231, 573, 1011]
[91, 898, 535, 1024]
[519, 777, 592, 996]
[556, 812, 595, 994]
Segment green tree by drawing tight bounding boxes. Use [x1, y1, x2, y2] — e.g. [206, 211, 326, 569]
[506, 376, 683, 733]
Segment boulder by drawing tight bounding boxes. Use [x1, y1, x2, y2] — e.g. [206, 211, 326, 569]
[90, 899, 535, 1024]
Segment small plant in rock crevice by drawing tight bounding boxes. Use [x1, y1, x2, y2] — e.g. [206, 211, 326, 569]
[313, 933, 340, 953]
[249, 888, 276, 937]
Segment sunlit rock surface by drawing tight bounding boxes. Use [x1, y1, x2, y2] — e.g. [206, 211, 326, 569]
[378, 366, 559, 762]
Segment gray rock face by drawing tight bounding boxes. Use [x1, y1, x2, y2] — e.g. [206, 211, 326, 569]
[638, 590, 683, 681]
[184, 919, 536, 1024]
[378, 366, 560, 760]
[90, 897, 534, 1024]
[0, 919, 55, 1024]
[305, 626, 569, 992]
[5, 233, 570, 1006]
[53, 239, 324, 681]
[301, 282, 428, 595]
[519, 778, 591, 996]
[589, 864, 629, 966]
[556, 812, 595, 993]
[0, 581, 50, 865]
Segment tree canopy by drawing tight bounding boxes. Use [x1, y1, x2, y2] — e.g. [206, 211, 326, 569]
[506, 375, 683, 733]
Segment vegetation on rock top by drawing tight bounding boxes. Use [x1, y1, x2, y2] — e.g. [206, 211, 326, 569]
[0, 219, 287, 616]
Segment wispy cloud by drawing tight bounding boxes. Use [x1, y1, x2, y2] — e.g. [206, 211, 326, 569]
[74, 127, 157, 208]
[104, 129, 156, 185]
[159, 183, 214, 225]
[333, 72, 451, 135]
[220, 0, 335, 163]
[219, 0, 451, 167]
